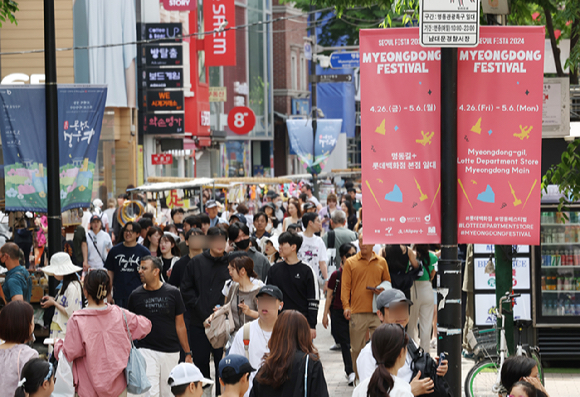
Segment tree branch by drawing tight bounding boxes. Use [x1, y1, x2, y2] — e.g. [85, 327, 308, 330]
[544, 5, 565, 77]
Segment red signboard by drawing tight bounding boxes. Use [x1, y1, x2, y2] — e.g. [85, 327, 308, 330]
[360, 28, 442, 244]
[152, 153, 173, 165]
[204, 0, 236, 67]
[228, 106, 256, 135]
[457, 26, 544, 245]
[162, 0, 196, 11]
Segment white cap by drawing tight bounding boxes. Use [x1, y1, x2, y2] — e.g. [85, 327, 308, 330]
[93, 198, 103, 208]
[168, 363, 214, 388]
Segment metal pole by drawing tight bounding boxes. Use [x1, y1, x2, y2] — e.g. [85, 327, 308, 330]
[438, 47, 461, 397]
[309, 5, 319, 198]
[44, 0, 62, 263]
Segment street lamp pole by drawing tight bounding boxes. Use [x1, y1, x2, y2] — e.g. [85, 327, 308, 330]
[44, 0, 62, 263]
[309, 5, 319, 197]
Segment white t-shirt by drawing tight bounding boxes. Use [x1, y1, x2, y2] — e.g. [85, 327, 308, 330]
[308, 195, 321, 207]
[297, 234, 328, 279]
[353, 374, 413, 397]
[86, 230, 113, 269]
[357, 339, 416, 384]
[229, 320, 272, 397]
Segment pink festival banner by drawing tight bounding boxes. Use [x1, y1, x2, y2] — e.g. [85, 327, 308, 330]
[457, 26, 544, 245]
[360, 28, 442, 244]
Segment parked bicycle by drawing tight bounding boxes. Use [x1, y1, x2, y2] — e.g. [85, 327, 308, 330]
[464, 291, 544, 397]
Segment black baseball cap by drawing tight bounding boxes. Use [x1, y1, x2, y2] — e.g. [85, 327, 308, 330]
[90, 215, 102, 223]
[218, 355, 255, 379]
[257, 285, 283, 301]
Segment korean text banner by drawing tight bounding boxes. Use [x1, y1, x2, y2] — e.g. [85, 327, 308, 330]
[286, 119, 342, 174]
[204, 0, 236, 67]
[0, 85, 107, 212]
[457, 27, 544, 245]
[360, 28, 441, 244]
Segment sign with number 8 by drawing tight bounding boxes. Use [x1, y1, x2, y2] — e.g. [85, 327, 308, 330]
[228, 106, 256, 135]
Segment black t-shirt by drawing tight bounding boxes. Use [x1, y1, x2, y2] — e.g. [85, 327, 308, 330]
[168, 255, 191, 288]
[128, 283, 186, 352]
[105, 243, 151, 301]
[267, 261, 318, 329]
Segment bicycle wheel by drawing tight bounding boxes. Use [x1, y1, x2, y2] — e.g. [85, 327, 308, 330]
[530, 349, 545, 385]
[464, 358, 501, 397]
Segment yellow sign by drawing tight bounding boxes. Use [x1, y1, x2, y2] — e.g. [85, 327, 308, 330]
[209, 87, 227, 102]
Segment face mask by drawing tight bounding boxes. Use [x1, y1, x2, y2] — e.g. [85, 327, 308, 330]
[235, 238, 251, 250]
[275, 201, 282, 208]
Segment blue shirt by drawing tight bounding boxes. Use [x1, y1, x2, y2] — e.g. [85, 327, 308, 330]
[3, 265, 32, 302]
[105, 243, 151, 301]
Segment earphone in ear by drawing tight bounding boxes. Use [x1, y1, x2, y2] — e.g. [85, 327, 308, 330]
[279, 305, 282, 311]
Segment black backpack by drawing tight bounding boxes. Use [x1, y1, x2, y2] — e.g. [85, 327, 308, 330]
[407, 340, 453, 397]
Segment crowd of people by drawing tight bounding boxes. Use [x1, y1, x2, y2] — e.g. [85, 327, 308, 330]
[0, 180, 551, 397]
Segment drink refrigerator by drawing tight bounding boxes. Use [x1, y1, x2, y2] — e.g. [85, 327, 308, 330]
[533, 188, 580, 361]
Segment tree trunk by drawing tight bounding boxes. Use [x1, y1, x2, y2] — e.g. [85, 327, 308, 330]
[571, 18, 579, 85]
[544, 6, 565, 77]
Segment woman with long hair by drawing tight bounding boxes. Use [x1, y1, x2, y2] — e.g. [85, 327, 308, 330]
[408, 244, 438, 352]
[251, 310, 328, 397]
[283, 200, 302, 232]
[353, 323, 413, 397]
[341, 199, 357, 231]
[40, 252, 84, 352]
[0, 301, 39, 396]
[14, 358, 55, 397]
[143, 226, 163, 256]
[54, 269, 152, 397]
[159, 233, 180, 280]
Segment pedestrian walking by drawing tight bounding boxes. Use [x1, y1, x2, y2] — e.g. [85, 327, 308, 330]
[266, 232, 318, 339]
[169, 228, 205, 288]
[105, 221, 151, 308]
[407, 245, 438, 352]
[251, 213, 270, 240]
[227, 222, 271, 281]
[86, 214, 113, 270]
[282, 200, 301, 232]
[55, 269, 152, 397]
[160, 233, 181, 281]
[14, 358, 55, 397]
[218, 355, 255, 397]
[260, 236, 281, 265]
[381, 245, 420, 300]
[501, 356, 549, 397]
[300, 183, 322, 211]
[340, 200, 357, 231]
[206, 200, 228, 227]
[341, 232, 391, 375]
[40, 252, 83, 351]
[250, 310, 328, 397]
[168, 363, 214, 397]
[298, 213, 328, 289]
[322, 210, 358, 271]
[229, 284, 284, 397]
[128, 256, 192, 397]
[319, 193, 339, 232]
[180, 227, 230, 396]
[144, 226, 164, 257]
[352, 324, 414, 397]
[322, 242, 357, 386]
[1, 242, 32, 302]
[0, 301, 39, 396]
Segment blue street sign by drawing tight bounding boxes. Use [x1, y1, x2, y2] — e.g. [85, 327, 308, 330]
[329, 51, 360, 69]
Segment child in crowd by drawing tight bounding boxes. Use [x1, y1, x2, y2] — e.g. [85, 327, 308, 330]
[218, 355, 255, 397]
[168, 363, 214, 397]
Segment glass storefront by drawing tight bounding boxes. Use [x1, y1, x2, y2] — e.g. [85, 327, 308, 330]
[221, 141, 251, 177]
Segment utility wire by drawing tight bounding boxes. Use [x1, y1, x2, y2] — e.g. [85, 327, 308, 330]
[0, 6, 335, 57]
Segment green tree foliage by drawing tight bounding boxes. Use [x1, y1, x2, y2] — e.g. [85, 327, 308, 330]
[543, 139, 580, 219]
[0, 0, 18, 27]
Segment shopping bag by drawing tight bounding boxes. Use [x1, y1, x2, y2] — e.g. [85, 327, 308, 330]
[53, 350, 75, 397]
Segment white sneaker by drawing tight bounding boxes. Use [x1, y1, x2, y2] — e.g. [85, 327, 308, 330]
[348, 372, 356, 386]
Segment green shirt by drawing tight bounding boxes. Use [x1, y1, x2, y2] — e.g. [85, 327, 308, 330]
[410, 252, 438, 281]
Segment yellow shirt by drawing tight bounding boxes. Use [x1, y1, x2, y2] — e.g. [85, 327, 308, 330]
[341, 252, 391, 314]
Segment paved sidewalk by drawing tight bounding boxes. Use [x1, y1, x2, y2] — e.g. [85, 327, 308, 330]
[315, 305, 580, 397]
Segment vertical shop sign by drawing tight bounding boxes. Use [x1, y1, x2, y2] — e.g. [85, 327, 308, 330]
[204, 0, 236, 66]
[457, 26, 544, 245]
[360, 28, 441, 244]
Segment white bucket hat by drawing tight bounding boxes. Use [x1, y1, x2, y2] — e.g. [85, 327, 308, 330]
[42, 252, 83, 276]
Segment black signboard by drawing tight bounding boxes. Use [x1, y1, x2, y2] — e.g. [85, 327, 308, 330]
[145, 44, 183, 66]
[144, 68, 183, 89]
[138, 23, 183, 43]
[144, 90, 184, 111]
[143, 113, 185, 134]
[313, 74, 353, 83]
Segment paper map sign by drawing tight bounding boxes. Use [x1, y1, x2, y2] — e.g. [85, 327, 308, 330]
[360, 28, 442, 244]
[0, 85, 107, 212]
[457, 27, 545, 245]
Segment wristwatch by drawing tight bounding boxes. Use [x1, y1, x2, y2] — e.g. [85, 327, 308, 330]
[185, 351, 193, 356]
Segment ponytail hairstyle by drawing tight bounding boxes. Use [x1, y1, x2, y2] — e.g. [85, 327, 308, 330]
[229, 255, 258, 279]
[367, 324, 409, 397]
[14, 358, 53, 397]
[83, 269, 111, 304]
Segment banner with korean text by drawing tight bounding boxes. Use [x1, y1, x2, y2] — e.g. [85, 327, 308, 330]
[286, 119, 342, 174]
[360, 28, 441, 244]
[204, 0, 236, 66]
[0, 85, 107, 212]
[457, 26, 544, 245]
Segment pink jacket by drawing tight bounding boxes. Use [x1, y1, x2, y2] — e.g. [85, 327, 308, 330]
[55, 305, 152, 397]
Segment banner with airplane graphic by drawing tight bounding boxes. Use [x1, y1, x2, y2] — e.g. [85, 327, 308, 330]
[360, 28, 442, 244]
[457, 27, 544, 245]
[0, 85, 107, 212]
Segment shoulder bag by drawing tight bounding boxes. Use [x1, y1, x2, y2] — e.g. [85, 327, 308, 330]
[408, 340, 453, 397]
[205, 283, 238, 349]
[122, 310, 151, 394]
